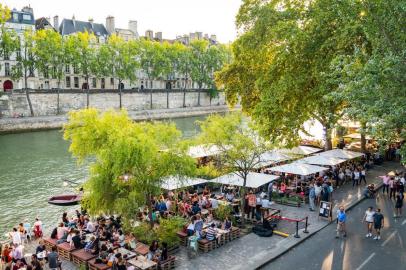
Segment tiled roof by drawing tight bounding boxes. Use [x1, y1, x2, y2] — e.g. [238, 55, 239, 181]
[59, 18, 108, 37]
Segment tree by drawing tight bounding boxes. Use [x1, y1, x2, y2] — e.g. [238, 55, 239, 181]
[98, 35, 140, 109]
[65, 32, 97, 108]
[0, 4, 17, 70]
[33, 29, 67, 114]
[139, 39, 167, 109]
[176, 43, 193, 107]
[197, 112, 270, 226]
[216, 0, 368, 149]
[190, 39, 211, 106]
[162, 42, 181, 108]
[63, 109, 196, 227]
[11, 30, 36, 116]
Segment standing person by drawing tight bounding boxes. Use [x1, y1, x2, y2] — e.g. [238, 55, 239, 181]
[47, 246, 60, 270]
[362, 207, 375, 238]
[336, 206, 347, 238]
[309, 184, 316, 211]
[353, 169, 360, 187]
[389, 178, 396, 200]
[382, 174, 390, 194]
[247, 191, 257, 220]
[360, 168, 367, 185]
[267, 182, 273, 203]
[395, 194, 403, 217]
[373, 209, 384, 240]
[10, 228, 21, 246]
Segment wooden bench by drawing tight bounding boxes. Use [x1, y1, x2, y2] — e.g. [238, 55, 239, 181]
[57, 242, 76, 261]
[230, 227, 240, 240]
[176, 231, 188, 246]
[88, 258, 111, 270]
[198, 239, 216, 253]
[71, 249, 97, 267]
[43, 238, 58, 252]
[158, 255, 176, 270]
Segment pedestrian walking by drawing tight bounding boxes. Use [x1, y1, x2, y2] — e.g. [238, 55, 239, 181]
[389, 178, 396, 200]
[353, 169, 360, 187]
[336, 206, 347, 238]
[362, 206, 375, 238]
[309, 184, 316, 211]
[395, 194, 403, 217]
[360, 168, 367, 185]
[373, 208, 384, 240]
[382, 174, 390, 194]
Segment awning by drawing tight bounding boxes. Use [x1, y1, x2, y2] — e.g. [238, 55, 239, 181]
[161, 176, 207, 190]
[280, 146, 323, 156]
[267, 163, 328, 176]
[298, 155, 346, 166]
[317, 149, 364, 160]
[253, 151, 293, 168]
[211, 172, 279, 188]
[188, 144, 222, 159]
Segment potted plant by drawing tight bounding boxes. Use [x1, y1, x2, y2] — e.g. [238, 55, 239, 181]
[155, 216, 187, 253]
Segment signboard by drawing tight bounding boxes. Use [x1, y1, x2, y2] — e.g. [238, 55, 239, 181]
[319, 201, 332, 221]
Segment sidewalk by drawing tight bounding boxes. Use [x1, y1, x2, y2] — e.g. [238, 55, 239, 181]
[175, 161, 403, 270]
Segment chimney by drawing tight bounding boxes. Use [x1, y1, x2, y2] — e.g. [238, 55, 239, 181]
[106, 16, 115, 34]
[210, 34, 217, 42]
[89, 18, 94, 23]
[145, 30, 153, 40]
[196, 32, 203, 40]
[53, 15, 59, 30]
[72, 15, 76, 28]
[155, 31, 162, 41]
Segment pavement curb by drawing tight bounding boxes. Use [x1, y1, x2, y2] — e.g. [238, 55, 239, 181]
[254, 182, 384, 269]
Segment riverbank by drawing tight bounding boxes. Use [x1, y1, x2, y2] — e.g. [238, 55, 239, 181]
[0, 105, 235, 134]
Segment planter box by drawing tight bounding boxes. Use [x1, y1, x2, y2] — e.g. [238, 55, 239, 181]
[274, 198, 301, 207]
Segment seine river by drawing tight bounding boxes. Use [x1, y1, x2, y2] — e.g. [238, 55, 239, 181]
[0, 115, 206, 238]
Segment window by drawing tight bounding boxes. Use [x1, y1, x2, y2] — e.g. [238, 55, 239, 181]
[44, 68, 49, 79]
[92, 78, 97, 88]
[65, 65, 70, 73]
[66, 76, 71, 88]
[16, 51, 21, 59]
[4, 52, 9, 60]
[110, 77, 114, 85]
[74, 77, 79, 88]
[150, 81, 153, 88]
[5, 63, 10, 76]
[44, 81, 49, 89]
[22, 14, 31, 21]
[13, 13, 18, 22]
[73, 65, 79, 74]
[101, 78, 105, 89]
[29, 67, 34, 77]
[52, 67, 57, 78]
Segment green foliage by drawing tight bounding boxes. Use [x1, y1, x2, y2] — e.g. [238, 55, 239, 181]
[63, 109, 196, 220]
[133, 222, 157, 246]
[156, 216, 187, 248]
[214, 204, 233, 222]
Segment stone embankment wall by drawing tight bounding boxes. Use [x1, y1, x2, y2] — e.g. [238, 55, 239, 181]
[0, 89, 225, 117]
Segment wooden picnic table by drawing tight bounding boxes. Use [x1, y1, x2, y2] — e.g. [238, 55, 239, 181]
[116, 247, 137, 259]
[57, 242, 77, 261]
[128, 256, 157, 270]
[71, 249, 97, 266]
[134, 243, 149, 256]
[88, 258, 111, 270]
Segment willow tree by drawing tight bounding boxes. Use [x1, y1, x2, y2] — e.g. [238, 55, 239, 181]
[63, 109, 196, 227]
[217, 0, 368, 149]
[197, 112, 270, 226]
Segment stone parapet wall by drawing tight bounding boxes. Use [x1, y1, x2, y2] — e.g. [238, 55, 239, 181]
[0, 90, 225, 117]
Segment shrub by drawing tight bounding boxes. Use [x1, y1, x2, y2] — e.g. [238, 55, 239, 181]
[133, 222, 157, 246]
[156, 216, 187, 248]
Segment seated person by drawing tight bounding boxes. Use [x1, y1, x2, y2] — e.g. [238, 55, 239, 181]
[159, 242, 168, 262]
[35, 241, 46, 255]
[226, 191, 235, 202]
[205, 223, 218, 243]
[191, 202, 201, 215]
[70, 230, 83, 249]
[57, 222, 68, 240]
[209, 195, 219, 209]
[84, 235, 96, 252]
[186, 217, 195, 236]
[146, 240, 159, 261]
[126, 232, 137, 250]
[194, 214, 204, 234]
[205, 214, 214, 224]
[222, 217, 232, 231]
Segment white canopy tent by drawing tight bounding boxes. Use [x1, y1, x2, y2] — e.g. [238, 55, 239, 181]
[343, 133, 372, 140]
[211, 172, 279, 188]
[298, 155, 346, 166]
[161, 176, 208, 191]
[267, 162, 328, 176]
[317, 149, 364, 160]
[188, 145, 222, 159]
[253, 151, 293, 168]
[280, 146, 323, 156]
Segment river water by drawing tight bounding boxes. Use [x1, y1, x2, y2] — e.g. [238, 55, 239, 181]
[0, 115, 206, 238]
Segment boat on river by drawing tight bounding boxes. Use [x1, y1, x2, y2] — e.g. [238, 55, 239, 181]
[48, 194, 82, 206]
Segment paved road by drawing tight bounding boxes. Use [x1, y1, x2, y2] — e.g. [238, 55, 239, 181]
[261, 192, 406, 270]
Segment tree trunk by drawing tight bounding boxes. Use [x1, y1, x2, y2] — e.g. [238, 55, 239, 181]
[166, 89, 169, 109]
[56, 81, 60, 115]
[119, 79, 122, 110]
[324, 125, 333, 150]
[197, 86, 201, 106]
[24, 71, 34, 117]
[86, 77, 90, 108]
[146, 194, 154, 229]
[240, 182, 247, 228]
[150, 88, 153, 110]
[360, 122, 367, 153]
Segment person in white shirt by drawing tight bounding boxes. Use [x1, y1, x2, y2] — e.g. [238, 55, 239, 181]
[362, 206, 375, 238]
[261, 195, 270, 208]
[10, 228, 21, 245]
[209, 197, 219, 209]
[85, 219, 95, 233]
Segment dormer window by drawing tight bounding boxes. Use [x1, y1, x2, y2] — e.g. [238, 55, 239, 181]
[22, 14, 31, 21]
[13, 13, 18, 22]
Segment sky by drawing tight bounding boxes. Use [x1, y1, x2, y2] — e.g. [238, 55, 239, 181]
[3, 0, 242, 43]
